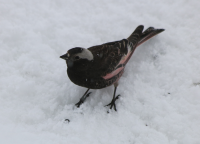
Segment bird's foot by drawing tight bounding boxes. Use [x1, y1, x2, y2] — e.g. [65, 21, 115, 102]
[105, 95, 120, 111]
[75, 92, 92, 108]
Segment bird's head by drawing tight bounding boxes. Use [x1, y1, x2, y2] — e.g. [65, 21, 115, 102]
[60, 47, 94, 69]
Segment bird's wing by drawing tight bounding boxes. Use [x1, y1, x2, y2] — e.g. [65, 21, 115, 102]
[88, 39, 129, 77]
[87, 25, 144, 80]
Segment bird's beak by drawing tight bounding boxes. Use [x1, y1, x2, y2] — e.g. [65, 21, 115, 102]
[60, 53, 69, 60]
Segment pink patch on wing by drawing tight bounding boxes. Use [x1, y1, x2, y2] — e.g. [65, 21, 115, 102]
[117, 51, 132, 66]
[102, 48, 134, 80]
[102, 67, 124, 80]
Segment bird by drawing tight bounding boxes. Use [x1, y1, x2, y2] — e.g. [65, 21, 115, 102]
[60, 25, 164, 111]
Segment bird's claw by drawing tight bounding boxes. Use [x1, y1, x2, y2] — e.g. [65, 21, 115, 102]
[105, 94, 120, 111]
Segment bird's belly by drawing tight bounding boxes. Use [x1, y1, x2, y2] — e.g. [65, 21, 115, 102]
[67, 69, 107, 89]
[67, 68, 124, 89]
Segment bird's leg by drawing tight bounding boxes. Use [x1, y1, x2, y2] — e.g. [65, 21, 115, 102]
[105, 83, 120, 111]
[75, 88, 91, 108]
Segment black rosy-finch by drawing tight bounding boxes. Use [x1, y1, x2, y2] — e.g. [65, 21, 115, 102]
[60, 25, 164, 111]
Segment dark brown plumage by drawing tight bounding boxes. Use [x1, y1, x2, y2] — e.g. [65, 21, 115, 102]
[60, 25, 164, 111]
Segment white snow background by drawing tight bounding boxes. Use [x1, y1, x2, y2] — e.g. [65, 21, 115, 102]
[0, 0, 200, 144]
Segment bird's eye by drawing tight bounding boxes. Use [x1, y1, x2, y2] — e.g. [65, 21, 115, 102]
[75, 56, 80, 60]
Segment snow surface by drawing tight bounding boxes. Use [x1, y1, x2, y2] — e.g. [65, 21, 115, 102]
[0, 0, 200, 144]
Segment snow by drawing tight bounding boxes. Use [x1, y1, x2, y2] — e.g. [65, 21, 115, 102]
[0, 0, 200, 144]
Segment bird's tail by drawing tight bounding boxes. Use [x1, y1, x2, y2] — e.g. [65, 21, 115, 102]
[127, 26, 164, 47]
[137, 27, 165, 46]
[127, 25, 144, 46]
[123, 25, 164, 66]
